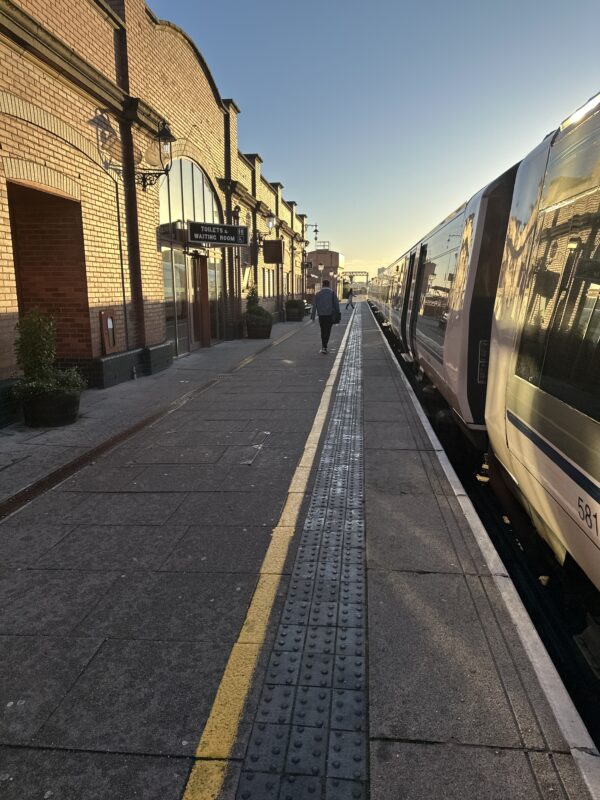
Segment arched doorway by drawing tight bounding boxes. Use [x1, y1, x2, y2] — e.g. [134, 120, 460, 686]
[159, 158, 225, 355]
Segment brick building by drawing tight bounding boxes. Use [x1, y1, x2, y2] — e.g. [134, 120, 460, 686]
[306, 246, 345, 297]
[0, 0, 308, 408]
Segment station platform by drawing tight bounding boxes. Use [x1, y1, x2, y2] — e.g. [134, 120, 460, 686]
[0, 303, 598, 800]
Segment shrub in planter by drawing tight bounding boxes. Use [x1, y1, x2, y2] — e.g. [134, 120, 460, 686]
[245, 285, 273, 339]
[12, 310, 87, 427]
[285, 299, 305, 322]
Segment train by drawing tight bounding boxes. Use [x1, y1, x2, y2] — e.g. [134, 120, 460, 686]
[369, 92, 600, 593]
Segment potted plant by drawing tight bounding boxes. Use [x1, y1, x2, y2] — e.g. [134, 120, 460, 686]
[245, 284, 273, 339]
[285, 298, 305, 322]
[12, 310, 87, 427]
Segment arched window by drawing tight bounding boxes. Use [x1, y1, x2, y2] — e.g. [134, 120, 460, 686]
[159, 158, 222, 227]
[160, 159, 224, 354]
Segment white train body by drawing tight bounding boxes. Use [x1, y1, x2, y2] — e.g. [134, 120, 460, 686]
[370, 94, 600, 591]
[487, 103, 600, 589]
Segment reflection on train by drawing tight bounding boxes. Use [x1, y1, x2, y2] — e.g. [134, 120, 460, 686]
[370, 93, 600, 593]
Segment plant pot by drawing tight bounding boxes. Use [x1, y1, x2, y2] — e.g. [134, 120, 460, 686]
[22, 391, 81, 427]
[246, 318, 272, 339]
[285, 309, 303, 322]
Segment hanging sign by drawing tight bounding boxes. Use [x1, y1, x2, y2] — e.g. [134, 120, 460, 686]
[187, 222, 249, 247]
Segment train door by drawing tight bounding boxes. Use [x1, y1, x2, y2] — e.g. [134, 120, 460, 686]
[400, 251, 416, 352]
[407, 244, 427, 359]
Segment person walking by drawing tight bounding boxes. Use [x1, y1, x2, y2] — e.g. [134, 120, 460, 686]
[311, 279, 340, 354]
[346, 287, 355, 310]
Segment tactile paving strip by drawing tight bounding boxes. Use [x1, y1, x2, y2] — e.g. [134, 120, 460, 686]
[237, 307, 367, 799]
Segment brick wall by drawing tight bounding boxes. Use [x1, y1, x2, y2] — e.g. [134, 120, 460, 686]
[236, 154, 253, 194]
[0, 0, 309, 381]
[13, 0, 119, 83]
[117, 0, 230, 344]
[7, 182, 92, 358]
[0, 40, 132, 375]
[280, 202, 292, 228]
[258, 175, 277, 212]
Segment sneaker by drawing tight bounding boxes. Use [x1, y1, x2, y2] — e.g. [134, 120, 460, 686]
[320, 347, 326, 354]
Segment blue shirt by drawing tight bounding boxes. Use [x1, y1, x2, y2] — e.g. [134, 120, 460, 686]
[311, 287, 340, 319]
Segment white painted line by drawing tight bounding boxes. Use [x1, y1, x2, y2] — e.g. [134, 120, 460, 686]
[370, 305, 600, 799]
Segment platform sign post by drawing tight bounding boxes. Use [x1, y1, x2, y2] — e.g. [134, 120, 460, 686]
[187, 222, 249, 247]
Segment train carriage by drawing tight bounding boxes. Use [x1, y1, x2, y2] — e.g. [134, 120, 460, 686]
[370, 91, 600, 592]
[371, 167, 517, 446]
[487, 95, 600, 590]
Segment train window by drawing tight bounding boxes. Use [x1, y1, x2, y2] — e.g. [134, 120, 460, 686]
[542, 110, 600, 209]
[414, 216, 463, 361]
[392, 258, 407, 310]
[516, 193, 600, 420]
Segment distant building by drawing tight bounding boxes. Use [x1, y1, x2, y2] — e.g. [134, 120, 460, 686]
[306, 245, 345, 297]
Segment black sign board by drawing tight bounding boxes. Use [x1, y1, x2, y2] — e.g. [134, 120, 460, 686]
[263, 239, 284, 264]
[187, 222, 249, 247]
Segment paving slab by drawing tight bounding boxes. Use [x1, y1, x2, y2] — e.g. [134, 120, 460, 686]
[57, 464, 146, 492]
[0, 523, 75, 567]
[60, 491, 186, 525]
[366, 490, 465, 574]
[363, 401, 408, 422]
[170, 491, 284, 527]
[34, 639, 230, 755]
[34, 524, 188, 570]
[363, 419, 419, 450]
[369, 540, 523, 749]
[0, 747, 191, 799]
[0, 569, 119, 636]
[371, 741, 552, 800]
[124, 464, 227, 492]
[221, 465, 296, 492]
[0, 635, 102, 743]
[74, 571, 257, 641]
[160, 525, 272, 572]
[364, 449, 438, 495]
[113, 442, 228, 465]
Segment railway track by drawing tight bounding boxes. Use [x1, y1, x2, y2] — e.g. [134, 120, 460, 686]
[376, 313, 600, 748]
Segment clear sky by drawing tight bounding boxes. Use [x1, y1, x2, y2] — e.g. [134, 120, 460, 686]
[148, 0, 599, 275]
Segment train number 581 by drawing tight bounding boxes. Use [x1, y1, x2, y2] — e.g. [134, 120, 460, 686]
[578, 497, 599, 536]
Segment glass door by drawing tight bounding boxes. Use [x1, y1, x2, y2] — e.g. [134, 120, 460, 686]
[162, 247, 176, 350]
[208, 254, 224, 341]
[173, 249, 190, 354]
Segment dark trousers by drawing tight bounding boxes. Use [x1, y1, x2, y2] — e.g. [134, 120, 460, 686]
[319, 315, 333, 348]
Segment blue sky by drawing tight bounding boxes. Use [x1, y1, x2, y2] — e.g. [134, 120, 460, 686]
[149, 0, 600, 274]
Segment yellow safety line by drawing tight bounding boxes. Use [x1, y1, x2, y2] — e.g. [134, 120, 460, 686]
[183, 311, 356, 799]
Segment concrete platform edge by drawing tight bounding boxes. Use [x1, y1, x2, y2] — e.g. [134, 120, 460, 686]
[368, 303, 600, 799]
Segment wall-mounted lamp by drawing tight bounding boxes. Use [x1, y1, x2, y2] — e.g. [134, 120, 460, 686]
[254, 213, 278, 246]
[567, 236, 582, 250]
[136, 120, 176, 191]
